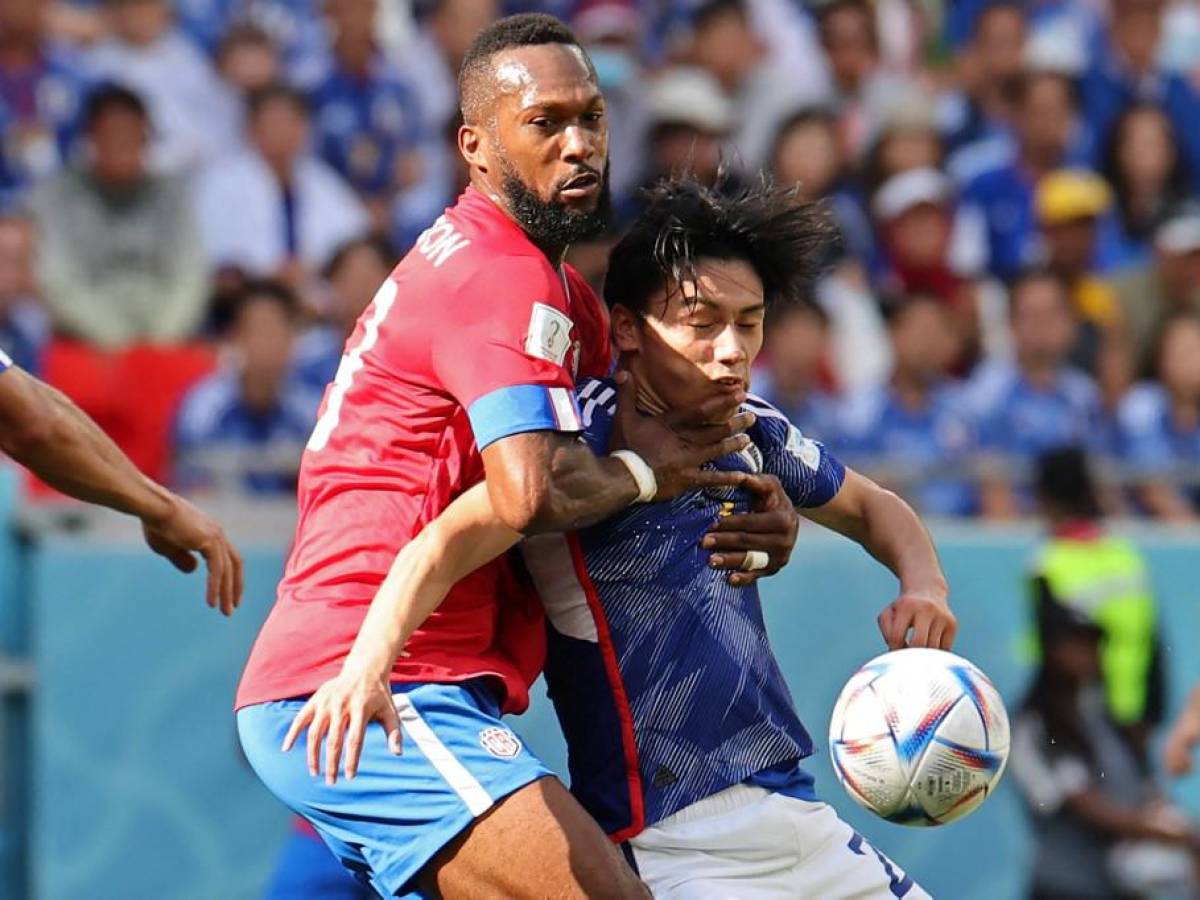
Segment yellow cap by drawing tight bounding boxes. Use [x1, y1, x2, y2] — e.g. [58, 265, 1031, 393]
[1036, 169, 1113, 225]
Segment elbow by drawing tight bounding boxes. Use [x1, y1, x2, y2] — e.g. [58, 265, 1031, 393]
[487, 473, 556, 535]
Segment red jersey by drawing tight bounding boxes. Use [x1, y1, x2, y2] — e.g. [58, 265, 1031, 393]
[236, 188, 612, 713]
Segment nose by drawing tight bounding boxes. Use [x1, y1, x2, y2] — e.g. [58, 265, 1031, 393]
[713, 324, 748, 367]
[561, 124, 595, 165]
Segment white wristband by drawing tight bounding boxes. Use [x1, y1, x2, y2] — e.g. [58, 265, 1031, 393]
[611, 450, 657, 503]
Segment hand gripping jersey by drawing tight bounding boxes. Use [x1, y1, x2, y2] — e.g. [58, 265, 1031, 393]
[236, 188, 611, 713]
[524, 379, 846, 840]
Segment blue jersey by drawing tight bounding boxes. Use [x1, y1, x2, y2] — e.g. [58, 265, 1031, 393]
[838, 383, 978, 517]
[1118, 383, 1200, 478]
[174, 369, 321, 494]
[309, 56, 424, 198]
[965, 360, 1109, 461]
[527, 378, 845, 839]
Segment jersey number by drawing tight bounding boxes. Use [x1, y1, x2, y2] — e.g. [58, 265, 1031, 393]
[307, 279, 399, 452]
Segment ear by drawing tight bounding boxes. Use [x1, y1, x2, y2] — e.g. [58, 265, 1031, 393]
[458, 123, 489, 174]
[610, 304, 642, 353]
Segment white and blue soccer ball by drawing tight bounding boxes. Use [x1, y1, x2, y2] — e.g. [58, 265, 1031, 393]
[828, 648, 1010, 826]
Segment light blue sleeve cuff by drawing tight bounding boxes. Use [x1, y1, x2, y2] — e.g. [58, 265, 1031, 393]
[468, 384, 584, 451]
[0, 348, 11, 372]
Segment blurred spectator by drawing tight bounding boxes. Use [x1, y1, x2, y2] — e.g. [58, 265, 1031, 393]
[0, 215, 48, 373]
[1080, 0, 1200, 180]
[1112, 201, 1200, 377]
[1117, 312, 1200, 520]
[308, 0, 424, 231]
[211, 23, 283, 136]
[402, 0, 500, 144]
[861, 95, 945, 196]
[174, 0, 326, 85]
[940, 2, 1026, 155]
[1098, 102, 1194, 270]
[193, 83, 369, 287]
[958, 70, 1085, 280]
[839, 295, 977, 516]
[872, 168, 981, 368]
[294, 233, 394, 391]
[638, 68, 733, 195]
[572, 1, 648, 204]
[1030, 448, 1165, 754]
[0, 0, 88, 203]
[29, 84, 209, 350]
[815, 0, 885, 155]
[966, 268, 1107, 518]
[1033, 169, 1129, 401]
[684, 0, 828, 171]
[770, 106, 873, 265]
[750, 301, 839, 441]
[1011, 582, 1199, 900]
[174, 280, 319, 494]
[85, 0, 234, 171]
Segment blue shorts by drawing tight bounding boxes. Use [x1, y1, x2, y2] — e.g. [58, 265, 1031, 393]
[237, 679, 553, 899]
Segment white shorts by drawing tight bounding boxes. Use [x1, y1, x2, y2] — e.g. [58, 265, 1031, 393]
[628, 784, 930, 899]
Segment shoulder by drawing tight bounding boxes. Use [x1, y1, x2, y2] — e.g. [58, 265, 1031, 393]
[743, 392, 795, 440]
[1118, 382, 1166, 433]
[176, 371, 239, 440]
[1059, 367, 1101, 407]
[577, 376, 617, 428]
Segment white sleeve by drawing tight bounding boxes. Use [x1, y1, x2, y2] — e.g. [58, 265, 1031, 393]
[0, 347, 12, 370]
[1008, 712, 1091, 816]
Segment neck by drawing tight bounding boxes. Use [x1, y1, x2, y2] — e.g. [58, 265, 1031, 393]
[1019, 355, 1059, 390]
[335, 38, 373, 77]
[1169, 390, 1200, 430]
[0, 37, 38, 70]
[241, 371, 281, 414]
[264, 155, 294, 186]
[891, 369, 931, 410]
[470, 179, 567, 264]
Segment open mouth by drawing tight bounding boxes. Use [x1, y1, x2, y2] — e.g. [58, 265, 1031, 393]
[559, 172, 600, 199]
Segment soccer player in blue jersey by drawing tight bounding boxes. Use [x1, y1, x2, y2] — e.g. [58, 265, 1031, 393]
[289, 176, 955, 897]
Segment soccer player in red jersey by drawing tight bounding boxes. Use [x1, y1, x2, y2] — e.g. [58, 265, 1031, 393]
[236, 14, 798, 899]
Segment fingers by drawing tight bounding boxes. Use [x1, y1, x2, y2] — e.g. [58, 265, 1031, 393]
[877, 604, 908, 650]
[668, 411, 756, 447]
[204, 543, 220, 612]
[381, 698, 404, 756]
[282, 701, 316, 752]
[344, 708, 366, 781]
[168, 548, 199, 574]
[326, 709, 348, 785]
[307, 702, 329, 777]
[230, 545, 245, 614]
[686, 433, 752, 468]
[909, 610, 934, 649]
[740, 474, 788, 506]
[939, 615, 958, 650]
[679, 391, 748, 429]
[684, 468, 751, 491]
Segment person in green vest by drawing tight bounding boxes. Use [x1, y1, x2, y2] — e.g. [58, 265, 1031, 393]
[1030, 446, 1166, 760]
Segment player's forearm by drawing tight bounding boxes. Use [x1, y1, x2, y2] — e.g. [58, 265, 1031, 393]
[341, 483, 521, 679]
[0, 370, 174, 522]
[483, 432, 639, 535]
[813, 472, 947, 601]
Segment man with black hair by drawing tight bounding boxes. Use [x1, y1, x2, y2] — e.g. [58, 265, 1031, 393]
[292, 174, 952, 898]
[237, 15, 800, 899]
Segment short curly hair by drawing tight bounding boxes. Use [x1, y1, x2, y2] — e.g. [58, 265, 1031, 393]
[458, 14, 586, 125]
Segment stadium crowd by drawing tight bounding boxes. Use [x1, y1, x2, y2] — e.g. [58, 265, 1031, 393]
[1, 0, 1200, 519]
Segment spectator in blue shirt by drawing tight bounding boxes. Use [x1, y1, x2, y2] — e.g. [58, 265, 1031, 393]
[959, 70, 1088, 280]
[1079, 0, 1200, 181]
[1117, 312, 1200, 520]
[939, 2, 1026, 156]
[1098, 102, 1195, 272]
[308, 0, 425, 229]
[294, 233, 394, 392]
[0, 0, 89, 202]
[174, 280, 320, 495]
[966, 267, 1109, 517]
[750, 301, 839, 442]
[840, 294, 978, 516]
[0, 215, 47, 374]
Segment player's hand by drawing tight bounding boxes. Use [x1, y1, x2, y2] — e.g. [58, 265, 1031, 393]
[141, 493, 244, 616]
[877, 590, 956, 651]
[702, 474, 799, 587]
[281, 667, 404, 784]
[610, 370, 754, 500]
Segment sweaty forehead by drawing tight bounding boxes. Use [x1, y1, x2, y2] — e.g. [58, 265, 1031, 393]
[490, 44, 598, 112]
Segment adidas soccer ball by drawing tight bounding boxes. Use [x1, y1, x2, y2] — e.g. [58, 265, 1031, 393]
[828, 648, 1009, 826]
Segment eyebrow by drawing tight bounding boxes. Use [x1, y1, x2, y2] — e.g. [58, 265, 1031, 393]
[684, 297, 767, 315]
[520, 93, 605, 114]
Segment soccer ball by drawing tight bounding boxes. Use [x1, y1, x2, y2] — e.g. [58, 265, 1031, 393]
[828, 648, 1009, 826]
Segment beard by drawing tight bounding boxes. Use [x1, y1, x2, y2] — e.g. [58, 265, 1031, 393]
[499, 158, 612, 248]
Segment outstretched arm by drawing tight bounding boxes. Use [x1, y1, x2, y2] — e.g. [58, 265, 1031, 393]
[804, 469, 955, 650]
[0, 365, 243, 615]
